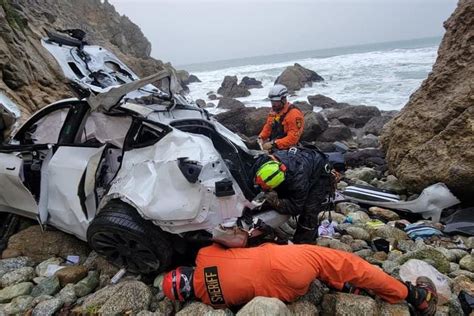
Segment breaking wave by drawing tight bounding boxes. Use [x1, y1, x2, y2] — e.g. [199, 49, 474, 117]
[187, 46, 438, 111]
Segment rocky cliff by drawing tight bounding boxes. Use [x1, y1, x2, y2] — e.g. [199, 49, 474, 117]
[381, 0, 474, 202]
[0, 0, 181, 118]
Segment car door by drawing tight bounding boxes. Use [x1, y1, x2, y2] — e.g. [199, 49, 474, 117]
[0, 100, 78, 220]
[43, 105, 133, 240]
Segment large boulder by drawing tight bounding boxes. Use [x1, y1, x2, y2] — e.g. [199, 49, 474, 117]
[275, 63, 323, 92]
[363, 115, 393, 136]
[380, 0, 474, 202]
[215, 107, 269, 137]
[301, 112, 328, 142]
[308, 94, 350, 109]
[217, 76, 251, 98]
[5, 226, 90, 263]
[240, 76, 263, 89]
[321, 293, 378, 316]
[217, 97, 245, 110]
[326, 105, 381, 128]
[316, 125, 352, 142]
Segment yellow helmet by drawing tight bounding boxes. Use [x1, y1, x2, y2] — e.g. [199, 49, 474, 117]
[254, 160, 286, 191]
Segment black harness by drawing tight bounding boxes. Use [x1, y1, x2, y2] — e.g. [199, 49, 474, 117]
[269, 104, 299, 141]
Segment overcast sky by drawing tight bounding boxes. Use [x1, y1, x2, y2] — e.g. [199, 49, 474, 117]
[109, 0, 457, 66]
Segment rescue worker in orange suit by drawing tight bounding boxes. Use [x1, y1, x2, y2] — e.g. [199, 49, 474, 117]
[162, 243, 438, 316]
[258, 84, 304, 151]
[252, 147, 333, 243]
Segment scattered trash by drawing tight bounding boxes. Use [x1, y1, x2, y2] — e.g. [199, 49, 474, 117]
[318, 220, 337, 237]
[111, 267, 127, 284]
[399, 259, 451, 304]
[372, 238, 390, 253]
[66, 255, 80, 265]
[365, 219, 385, 229]
[342, 183, 460, 223]
[404, 223, 443, 239]
[45, 264, 66, 277]
[442, 207, 474, 236]
[458, 290, 474, 315]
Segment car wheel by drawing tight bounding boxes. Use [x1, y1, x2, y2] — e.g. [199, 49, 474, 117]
[87, 200, 173, 274]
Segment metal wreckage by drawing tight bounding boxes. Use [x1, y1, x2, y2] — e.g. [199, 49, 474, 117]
[0, 30, 466, 274]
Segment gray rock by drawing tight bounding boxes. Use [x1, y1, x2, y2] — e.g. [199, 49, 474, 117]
[351, 239, 369, 252]
[2, 295, 33, 314]
[345, 167, 378, 183]
[74, 271, 100, 297]
[298, 279, 328, 306]
[275, 63, 323, 92]
[346, 211, 371, 224]
[448, 294, 464, 316]
[83, 251, 119, 276]
[317, 212, 346, 224]
[436, 247, 457, 262]
[387, 251, 402, 261]
[345, 227, 371, 241]
[317, 125, 352, 142]
[358, 134, 380, 149]
[308, 94, 347, 109]
[35, 258, 63, 277]
[397, 247, 451, 274]
[0, 267, 35, 287]
[382, 261, 400, 274]
[355, 249, 374, 259]
[237, 296, 291, 316]
[363, 116, 393, 136]
[33, 277, 46, 285]
[448, 249, 469, 263]
[31, 276, 60, 297]
[154, 297, 174, 315]
[204, 309, 234, 316]
[31, 295, 53, 306]
[396, 240, 415, 253]
[32, 298, 63, 316]
[449, 262, 460, 273]
[240, 76, 262, 89]
[217, 97, 245, 110]
[288, 300, 319, 315]
[448, 269, 474, 280]
[98, 281, 151, 314]
[340, 235, 354, 245]
[326, 105, 381, 128]
[137, 312, 162, 316]
[217, 76, 250, 98]
[466, 237, 474, 249]
[335, 202, 361, 215]
[370, 225, 408, 241]
[377, 301, 409, 316]
[377, 175, 407, 195]
[79, 280, 151, 314]
[55, 284, 77, 305]
[0, 257, 34, 278]
[177, 302, 214, 315]
[459, 255, 474, 272]
[0, 282, 33, 303]
[301, 112, 328, 142]
[321, 293, 378, 316]
[195, 99, 206, 108]
[368, 207, 400, 222]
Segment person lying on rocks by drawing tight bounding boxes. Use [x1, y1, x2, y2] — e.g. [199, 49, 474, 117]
[258, 84, 304, 151]
[161, 243, 438, 316]
[252, 146, 334, 243]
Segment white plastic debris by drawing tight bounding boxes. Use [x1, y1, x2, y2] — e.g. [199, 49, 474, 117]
[66, 255, 80, 265]
[45, 264, 66, 277]
[111, 268, 127, 284]
[399, 259, 451, 304]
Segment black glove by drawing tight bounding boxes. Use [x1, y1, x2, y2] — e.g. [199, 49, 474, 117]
[264, 191, 280, 208]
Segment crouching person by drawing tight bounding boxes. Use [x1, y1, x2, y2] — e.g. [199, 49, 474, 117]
[161, 243, 437, 316]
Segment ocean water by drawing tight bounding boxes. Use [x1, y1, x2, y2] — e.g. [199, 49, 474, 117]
[186, 38, 440, 111]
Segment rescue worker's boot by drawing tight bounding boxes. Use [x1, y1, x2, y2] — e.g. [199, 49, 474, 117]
[405, 276, 438, 316]
[292, 224, 317, 244]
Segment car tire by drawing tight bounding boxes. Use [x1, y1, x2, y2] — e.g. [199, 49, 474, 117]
[87, 200, 173, 274]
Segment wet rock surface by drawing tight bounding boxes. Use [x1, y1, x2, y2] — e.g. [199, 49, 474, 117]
[275, 63, 324, 92]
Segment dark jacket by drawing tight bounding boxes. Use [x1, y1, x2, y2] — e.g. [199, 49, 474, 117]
[253, 147, 331, 215]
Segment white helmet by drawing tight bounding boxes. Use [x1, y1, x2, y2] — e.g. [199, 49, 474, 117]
[268, 84, 288, 101]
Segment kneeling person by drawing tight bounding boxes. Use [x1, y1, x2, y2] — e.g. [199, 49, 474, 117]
[161, 243, 437, 316]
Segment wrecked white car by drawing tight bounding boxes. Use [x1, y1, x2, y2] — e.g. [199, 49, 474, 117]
[0, 31, 289, 273]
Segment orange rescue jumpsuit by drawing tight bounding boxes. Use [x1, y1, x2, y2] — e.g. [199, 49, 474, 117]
[193, 243, 408, 307]
[259, 102, 304, 150]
